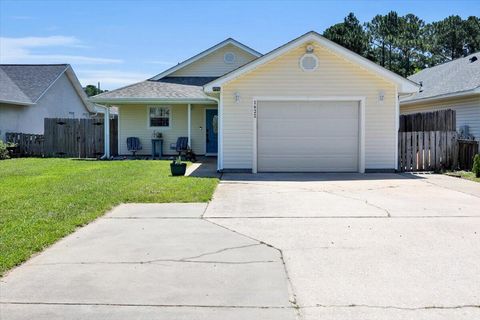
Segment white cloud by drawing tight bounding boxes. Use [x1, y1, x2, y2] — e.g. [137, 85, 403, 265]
[76, 70, 151, 89]
[0, 36, 122, 64]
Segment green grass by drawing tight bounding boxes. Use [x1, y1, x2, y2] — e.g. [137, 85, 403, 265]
[0, 158, 218, 275]
[446, 171, 480, 183]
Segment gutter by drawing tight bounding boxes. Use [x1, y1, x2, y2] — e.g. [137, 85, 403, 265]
[400, 88, 480, 105]
[90, 98, 217, 105]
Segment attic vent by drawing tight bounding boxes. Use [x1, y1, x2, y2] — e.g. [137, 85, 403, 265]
[224, 52, 236, 64]
[299, 53, 318, 72]
[469, 56, 478, 63]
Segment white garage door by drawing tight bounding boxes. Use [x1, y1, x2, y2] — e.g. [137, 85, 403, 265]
[257, 100, 359, 172]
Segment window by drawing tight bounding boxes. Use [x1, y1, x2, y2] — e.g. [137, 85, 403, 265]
[149, 106, 171, 127]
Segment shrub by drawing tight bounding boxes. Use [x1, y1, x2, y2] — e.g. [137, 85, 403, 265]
[0, 140, 10, 160]
[473, 154, 480, 178]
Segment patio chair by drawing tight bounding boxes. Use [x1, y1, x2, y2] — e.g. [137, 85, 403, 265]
[126, 137, 142, 158]
[175, 136, 196, 163]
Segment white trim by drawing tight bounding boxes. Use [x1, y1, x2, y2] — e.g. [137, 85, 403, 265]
[150, 38, 261, 80]
[204, 107, 219, 157]
[218, 91, 224, 171]
[395, 90, 400, 171]
[204, 32, 419, 94]
[117, 107, 121, 156]
[252, 96, 366, 174]
[34, 65, 69, 103]
[0, 99, 33, 106]
[400, 88, 480, 105]
[91, 98, 217, 105]
[187, 104, 192, 147]
[147, 105, 172, 129]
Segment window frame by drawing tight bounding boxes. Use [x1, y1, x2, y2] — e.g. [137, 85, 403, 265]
[147, 105, 172, 129]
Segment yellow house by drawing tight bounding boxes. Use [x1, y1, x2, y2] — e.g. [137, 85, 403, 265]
[91, 31, 418, 173]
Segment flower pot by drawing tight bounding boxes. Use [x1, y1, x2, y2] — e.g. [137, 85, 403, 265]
[170, 162, 187, 176]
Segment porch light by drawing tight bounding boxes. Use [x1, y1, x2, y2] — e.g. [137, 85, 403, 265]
[378, 90, 385, 102]
[234, 92, 240, 103]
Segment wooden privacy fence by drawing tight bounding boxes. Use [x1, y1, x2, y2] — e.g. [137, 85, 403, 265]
[43, 118, 117, 157]
[458, 139, 479, 170]
[6, 118, 117, 158]
[398, 131, 458, 172]
[5, 133, 45, 157]
[398, 109, 479, 172]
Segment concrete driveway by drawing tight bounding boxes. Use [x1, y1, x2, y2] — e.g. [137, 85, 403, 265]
[1, 173, 480, 319]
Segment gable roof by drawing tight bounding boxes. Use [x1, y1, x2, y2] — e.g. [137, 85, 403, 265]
[401, 52, 480, 104]
[90, 77, 217, 104]
[0, 64, 94, 112]
[150, 38, 262, 81]
[204, 31, 419, 94]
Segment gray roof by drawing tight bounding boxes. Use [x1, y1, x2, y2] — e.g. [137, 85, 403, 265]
[91, 77, 218, 102]
[0, 64, 69, 104]
[402, 52, 480, 103]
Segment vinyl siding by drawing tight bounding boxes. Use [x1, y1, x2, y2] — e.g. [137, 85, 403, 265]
[0, 73, 90, 140]
[118, 104, 215, 156]
[170, 44, 258, 77]
[401, 96, 480, 140]
[222, 42, 397, 170]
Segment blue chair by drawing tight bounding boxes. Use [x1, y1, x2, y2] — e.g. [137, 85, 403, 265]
[175, 137, 196, 162]
[127, 137, 142, 157]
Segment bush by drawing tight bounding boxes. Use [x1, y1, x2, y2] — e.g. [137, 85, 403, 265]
[0, 140, 10, 160]
[473, 154, 480, 178]
[0, 140, 17, 160]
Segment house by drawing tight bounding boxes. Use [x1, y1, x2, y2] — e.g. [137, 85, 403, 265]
[400, 53, 480, 140]
[0, 64, 99, 140]
[91, 31, 418, 173]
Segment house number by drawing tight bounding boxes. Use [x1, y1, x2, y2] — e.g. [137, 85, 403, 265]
[253, 101, 257, 119]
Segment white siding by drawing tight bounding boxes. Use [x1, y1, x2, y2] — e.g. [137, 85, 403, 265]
[0, 73, 90, 140]
[170, 44, 258, 77]
[118, 104, 215, 155]
[401, 96, 480, 140]
[222, 42, 397, 170]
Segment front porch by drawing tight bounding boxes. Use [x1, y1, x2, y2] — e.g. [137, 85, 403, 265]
[116, 103, 218, 158]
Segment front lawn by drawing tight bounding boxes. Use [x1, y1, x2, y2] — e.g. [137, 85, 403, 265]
[445, 171, 480, 183]
[0, 158, 218, 275]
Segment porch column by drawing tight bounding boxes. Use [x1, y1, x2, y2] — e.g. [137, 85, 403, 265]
[187, 104, 191, 147]
[104, 105, 110, 158]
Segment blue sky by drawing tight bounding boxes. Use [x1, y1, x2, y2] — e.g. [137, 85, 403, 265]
[1, 0, 478, 89]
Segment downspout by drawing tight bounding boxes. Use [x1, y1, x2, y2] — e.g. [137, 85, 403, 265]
[94, 104, 111, 159]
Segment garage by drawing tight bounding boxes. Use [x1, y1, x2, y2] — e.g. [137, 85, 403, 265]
[256, 100, 360, 172]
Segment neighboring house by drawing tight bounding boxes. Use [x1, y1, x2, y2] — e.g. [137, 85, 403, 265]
[0, 64, 97, 140]
[91, 31, 418, 173]
[400, 53, 480, 140]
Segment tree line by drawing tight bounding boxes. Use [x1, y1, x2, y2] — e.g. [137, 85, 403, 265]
[323, 12, 480, 77]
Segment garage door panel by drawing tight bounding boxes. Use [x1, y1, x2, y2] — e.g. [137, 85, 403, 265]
[258, 155, 358, 172]
[259, 119, 359, 137]
[258, 137, 358, 155]
[257, 101, 359, 172]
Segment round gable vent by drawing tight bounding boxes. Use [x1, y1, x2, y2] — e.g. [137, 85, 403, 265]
[300, 53, 318, 72]
[224, 52, 236, 64]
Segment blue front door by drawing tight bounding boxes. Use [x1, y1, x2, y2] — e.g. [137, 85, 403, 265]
[206, 109, 218, 154]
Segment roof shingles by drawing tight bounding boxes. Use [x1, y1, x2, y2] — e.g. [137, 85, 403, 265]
[403, 52, 480, 102]
[0, 64, 68, 104]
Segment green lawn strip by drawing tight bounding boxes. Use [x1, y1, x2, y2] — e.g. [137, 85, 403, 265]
[0, 158, 218, 275]
[445, 171, 480, 183]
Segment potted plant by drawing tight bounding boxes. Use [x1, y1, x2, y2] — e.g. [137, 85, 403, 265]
[170, 155, 187, 176]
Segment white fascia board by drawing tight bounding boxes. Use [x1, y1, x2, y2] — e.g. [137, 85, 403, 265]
[90, 98, 218, 105]
[400, 88, 480, 106]
[204, 32, 419, 94]
[0, 99, 33, 106]
[150, 38, 262, 81]
[64, 66, 97, 113]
